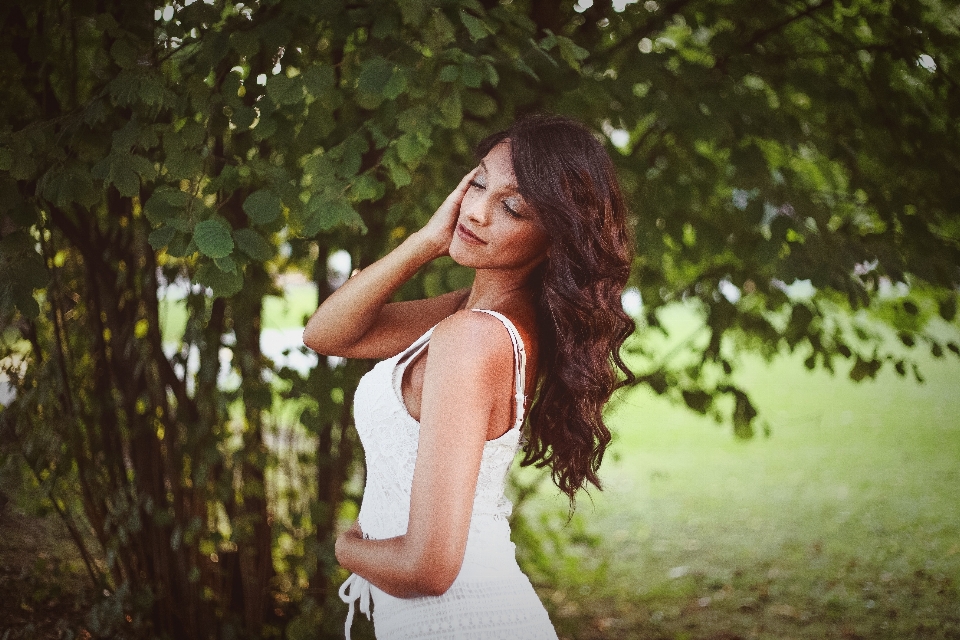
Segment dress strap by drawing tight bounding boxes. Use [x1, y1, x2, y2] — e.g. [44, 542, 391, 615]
[470, 309, 527, 429]
[392, 325, 436, 399]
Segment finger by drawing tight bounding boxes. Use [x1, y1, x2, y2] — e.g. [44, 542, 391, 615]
[443, 168, 479, 207]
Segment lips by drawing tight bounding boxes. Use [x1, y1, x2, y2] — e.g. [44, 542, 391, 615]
[456, 223, 487, 245]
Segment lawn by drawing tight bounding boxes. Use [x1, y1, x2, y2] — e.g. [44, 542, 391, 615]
[534, 306, 960, 640]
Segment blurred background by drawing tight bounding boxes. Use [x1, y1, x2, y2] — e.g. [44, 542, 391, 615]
[1, 0, 958, 638]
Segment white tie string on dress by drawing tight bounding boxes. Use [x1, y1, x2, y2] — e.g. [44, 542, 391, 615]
[338, 573, 372, 640]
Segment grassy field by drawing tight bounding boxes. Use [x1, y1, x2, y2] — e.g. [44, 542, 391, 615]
[535, 307, 960, 639]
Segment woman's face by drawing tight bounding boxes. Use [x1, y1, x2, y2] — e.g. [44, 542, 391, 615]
[449, 142, 550, 272]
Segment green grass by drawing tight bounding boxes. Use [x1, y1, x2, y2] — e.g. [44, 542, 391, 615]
[536, 307, 960, 640]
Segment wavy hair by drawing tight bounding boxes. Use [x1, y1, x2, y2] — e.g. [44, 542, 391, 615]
[476, 115, 635, 504]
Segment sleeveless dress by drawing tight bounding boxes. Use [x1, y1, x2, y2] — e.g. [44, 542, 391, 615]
[337, 309, 558, 640]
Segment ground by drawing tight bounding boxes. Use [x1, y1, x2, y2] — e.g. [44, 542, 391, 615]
[0, 502, 93, 639]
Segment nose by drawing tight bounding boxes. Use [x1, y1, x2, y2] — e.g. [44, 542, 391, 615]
[464, 192, 492, 226]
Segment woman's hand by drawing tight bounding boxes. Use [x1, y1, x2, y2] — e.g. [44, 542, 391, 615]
[413, 168, 478, 260]
[335, 520, 364, 566]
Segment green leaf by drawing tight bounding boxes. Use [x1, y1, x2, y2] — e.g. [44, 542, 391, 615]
[108, 70, 146, 106]
[482, 61, 499, 87]
[357, 57, 395, 96]
[196, 261, 243, 298]
[11, 288, 40, 319]
[328, 134, 368, 179]
[539, 32, 558, 51]
[302, 65, 335, 98]
[682, 389, 712, 414]
[266, 73, 303, 106]
[396, 133, 430, 166]
[129, 155, 158, 180]
[144, 187, 191, 224]
[304, 195, 366, 236]
[425, 9, 456, 48]
[0, 231, 48, 285]
[163, 148, 203, 181]
[233, 228, 273, 261]
[939, 296, 956, 322]
[165, 232, 195, 258]
[232, 105, 257, 130]
[383, 68, 408, 100]
[460, 11, 491, 41]
[138, 72, 167, 107]
[849, 355, 882, 382]
[460, 65, 483, 88]
[400, 0, 428, 26]
[385, 157, 411, 188]
[193, 219, 235, 258]
[462, 92, 496, 117]
[112, 119, 140, 150]
[40, 164, 98, 208]
[148, 225, 176, 250]
[732, 391, 757, 439]
[229, 30, 260, 58]
[439, 65, 459, 83]
[214, 255, 237, 274]
[0, 231, 46, 319]
[110, 37, 138, 70]
[350, 174, 384, 202]
[221, 72, 243, 107]
[243, 189, 282, 225]
[557, 36, 589, 69]
[439, 92, 462, 128]
[113, 163, 141, 197]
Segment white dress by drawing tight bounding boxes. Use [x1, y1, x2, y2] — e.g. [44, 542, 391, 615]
[338, 309, 558, 640]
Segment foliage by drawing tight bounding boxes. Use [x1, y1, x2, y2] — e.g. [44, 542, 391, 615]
[0, 0, 958, 637]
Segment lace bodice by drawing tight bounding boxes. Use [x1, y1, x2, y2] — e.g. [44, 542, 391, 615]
[352, 309, 527, 541]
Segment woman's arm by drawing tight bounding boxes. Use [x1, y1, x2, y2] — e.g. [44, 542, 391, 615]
[334, 311, 515, 597]
[303, 169, 477, 360]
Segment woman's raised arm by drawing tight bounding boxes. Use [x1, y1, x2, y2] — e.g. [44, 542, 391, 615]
[302, 169, 477, 359]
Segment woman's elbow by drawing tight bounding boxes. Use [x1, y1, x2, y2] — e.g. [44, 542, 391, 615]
[302, 323, 340, 356]
[302, 327, 325, 354]
[410, 552, 462, 596]
[415, 566, 458, 597]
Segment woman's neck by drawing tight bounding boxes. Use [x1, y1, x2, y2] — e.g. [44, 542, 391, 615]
[463, 267, 537, 311]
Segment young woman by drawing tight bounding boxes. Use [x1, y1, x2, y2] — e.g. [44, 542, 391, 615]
[303, 115, 634, 639]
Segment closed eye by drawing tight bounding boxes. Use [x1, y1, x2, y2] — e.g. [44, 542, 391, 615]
[469, 179, 485, 190]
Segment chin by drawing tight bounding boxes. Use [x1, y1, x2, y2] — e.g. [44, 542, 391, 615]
[448, 240, 484, 268]
[448, 252, 484, 269]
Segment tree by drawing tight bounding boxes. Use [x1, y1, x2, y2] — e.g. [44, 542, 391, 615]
[0, 0, 957, 637]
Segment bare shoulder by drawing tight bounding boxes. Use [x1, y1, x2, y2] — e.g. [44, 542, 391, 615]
[428, 310, 515, 373]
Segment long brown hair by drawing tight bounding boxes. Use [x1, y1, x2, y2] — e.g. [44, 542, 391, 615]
[477, 115, 635, 504]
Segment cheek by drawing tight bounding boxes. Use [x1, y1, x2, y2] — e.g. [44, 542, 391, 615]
[510, 223, 550, 261]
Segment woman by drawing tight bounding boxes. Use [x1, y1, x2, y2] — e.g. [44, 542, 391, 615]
[303, 115, 634, 639]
